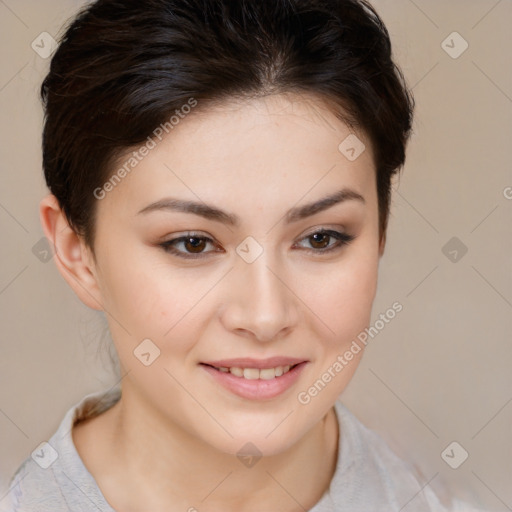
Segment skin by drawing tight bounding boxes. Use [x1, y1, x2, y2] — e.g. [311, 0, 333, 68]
[40, 92, 385, 512]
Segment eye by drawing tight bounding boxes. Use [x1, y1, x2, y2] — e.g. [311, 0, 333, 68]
[159, 232, 220, 259]
[159, 228, 355, 259]
[294, 229, 355, 254]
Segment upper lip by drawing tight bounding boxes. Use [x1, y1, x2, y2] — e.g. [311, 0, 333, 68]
[201, 357, 307, 369]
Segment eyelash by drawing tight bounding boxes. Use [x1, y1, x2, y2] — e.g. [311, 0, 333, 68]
[159, 229, 355, 259]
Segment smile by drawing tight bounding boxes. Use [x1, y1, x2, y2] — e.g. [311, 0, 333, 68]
[206, 364, 299, 380]
[200, 360, 308, 400]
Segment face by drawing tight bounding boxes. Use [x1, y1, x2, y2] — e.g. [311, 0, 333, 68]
[86, 92, 381, 456]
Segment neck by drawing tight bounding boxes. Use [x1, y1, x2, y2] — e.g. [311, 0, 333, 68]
[95, 382, 339, 512]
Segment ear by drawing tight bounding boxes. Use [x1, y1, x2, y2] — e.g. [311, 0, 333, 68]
[39, 194, 104, 311]
[378, 230, 386, 257]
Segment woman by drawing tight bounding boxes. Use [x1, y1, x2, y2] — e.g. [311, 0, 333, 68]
[7, 0, 479, 510]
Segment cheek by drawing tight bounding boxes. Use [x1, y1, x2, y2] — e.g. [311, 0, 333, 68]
[99, 249, 220, 356]
[297, 246, 379, 343]
[97, 221, 379, 354]
[335, 256, 378, 319]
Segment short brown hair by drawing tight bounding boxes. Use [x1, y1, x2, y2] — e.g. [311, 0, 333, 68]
[41, 0, 414, 251]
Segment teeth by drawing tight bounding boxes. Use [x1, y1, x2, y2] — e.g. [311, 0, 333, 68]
[230, 367, 244, 377]
[259, 368, 276, 380]
[215, 365, 297, 379]
[243, 368, 260, 380]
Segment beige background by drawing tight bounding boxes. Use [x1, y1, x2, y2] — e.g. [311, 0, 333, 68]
[0, 0, 511, 509]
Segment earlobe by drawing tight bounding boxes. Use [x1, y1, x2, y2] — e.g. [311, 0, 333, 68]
[39, 194, 104, 311]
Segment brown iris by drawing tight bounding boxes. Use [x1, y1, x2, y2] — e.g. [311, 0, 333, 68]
[308, 233, 330, 249]
[184, 237, 207, 253]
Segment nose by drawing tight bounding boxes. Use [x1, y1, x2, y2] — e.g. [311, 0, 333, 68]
[219, 251, 299, 343]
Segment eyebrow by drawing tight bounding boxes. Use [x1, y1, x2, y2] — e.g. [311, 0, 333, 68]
[137, 188, 365, 226]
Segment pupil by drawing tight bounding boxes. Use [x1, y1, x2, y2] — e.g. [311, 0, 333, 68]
[186, 237, 205, 253]
[311, 233, 328, 248]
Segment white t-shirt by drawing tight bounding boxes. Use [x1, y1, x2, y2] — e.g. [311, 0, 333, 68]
[5, 386, 484, 511]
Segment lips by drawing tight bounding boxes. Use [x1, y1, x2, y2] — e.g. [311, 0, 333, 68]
[203, 363, 299, 380]
[200, 357, 307, 381]
[201, 357, 307, 369]
[200, 359, 308, 400]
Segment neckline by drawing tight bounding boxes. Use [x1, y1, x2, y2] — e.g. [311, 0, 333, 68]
[60, 387, 351, 511]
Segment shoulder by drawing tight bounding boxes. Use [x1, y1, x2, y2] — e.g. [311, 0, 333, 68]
[6, 455, 67, 511]
[328, 401, 476, 512]
[5, 386, 121, 512]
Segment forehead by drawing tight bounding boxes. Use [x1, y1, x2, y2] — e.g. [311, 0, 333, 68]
[100, 92, 376, 217]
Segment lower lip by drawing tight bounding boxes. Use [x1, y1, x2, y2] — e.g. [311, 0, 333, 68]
[200, 362, 308, 400]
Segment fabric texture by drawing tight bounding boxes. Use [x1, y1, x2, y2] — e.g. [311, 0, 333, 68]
[4, 386, 481, 511]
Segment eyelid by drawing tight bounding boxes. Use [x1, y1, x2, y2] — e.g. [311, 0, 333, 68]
[293, 228, 355, 254]
[159, 232, 220, 259]
[159, 227, 355, 259]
